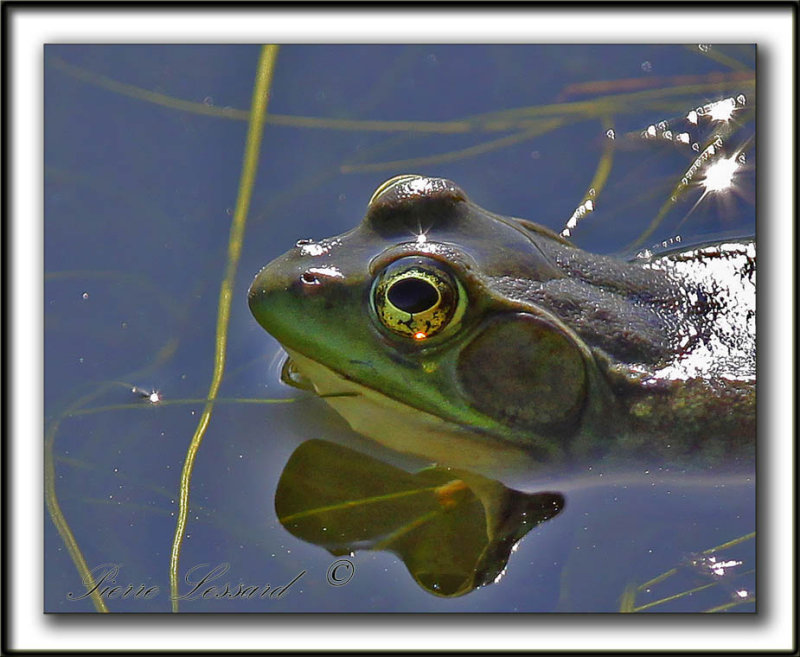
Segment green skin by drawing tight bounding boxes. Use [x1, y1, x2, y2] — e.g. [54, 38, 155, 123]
[249, 175, 755, 473]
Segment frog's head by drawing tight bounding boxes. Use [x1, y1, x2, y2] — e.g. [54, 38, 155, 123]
[248, 175, 612, 472]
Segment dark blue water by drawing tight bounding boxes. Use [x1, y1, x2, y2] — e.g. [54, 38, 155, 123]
[44, 44, 755, 612]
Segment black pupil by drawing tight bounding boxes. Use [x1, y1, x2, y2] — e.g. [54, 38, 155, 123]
[387, 277, 438, 314]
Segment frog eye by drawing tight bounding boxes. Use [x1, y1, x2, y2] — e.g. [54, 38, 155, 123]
[371, 257, 465, 341]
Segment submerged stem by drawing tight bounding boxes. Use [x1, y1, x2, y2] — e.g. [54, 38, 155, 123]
[168, 45, 279, 612]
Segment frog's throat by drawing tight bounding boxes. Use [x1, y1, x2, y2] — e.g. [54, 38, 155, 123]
[283, 348, 540, 473]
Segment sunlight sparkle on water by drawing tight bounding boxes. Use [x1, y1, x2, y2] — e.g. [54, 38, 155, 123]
[708, 557, 742, 577]
[706, 97, 737, 122]
[132, 387, 162, 404]
[561, 199, 594, 237]
[702, 156, 740, 193]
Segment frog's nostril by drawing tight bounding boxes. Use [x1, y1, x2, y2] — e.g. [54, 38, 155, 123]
[300, 271, 320, 285]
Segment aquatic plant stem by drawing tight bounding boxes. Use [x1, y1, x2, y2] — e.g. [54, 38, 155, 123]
[341, 120, 564, 173]
[50, 54, 753, 137]
[586, 116, 615, 199]
[169, 45, 279, 612]
[619, 532, 756, 612]
[45, 418, 109, 612]
[44, 335, 179, 613]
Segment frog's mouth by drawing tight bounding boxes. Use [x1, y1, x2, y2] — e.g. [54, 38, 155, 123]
[277, 348, 540, 473]
[280, 352, 349, 395]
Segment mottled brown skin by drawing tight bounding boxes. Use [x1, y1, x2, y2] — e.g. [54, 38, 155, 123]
[600, 365, 755, 467]
[249, 175, 755, 470]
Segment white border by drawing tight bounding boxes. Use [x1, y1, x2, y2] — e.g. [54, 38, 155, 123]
[11, 6, 795, 653]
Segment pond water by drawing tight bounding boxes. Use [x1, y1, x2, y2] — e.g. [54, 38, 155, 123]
[44, 44, 755, 613]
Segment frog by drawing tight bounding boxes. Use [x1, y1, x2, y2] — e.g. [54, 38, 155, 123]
[248, 175, 755, 473]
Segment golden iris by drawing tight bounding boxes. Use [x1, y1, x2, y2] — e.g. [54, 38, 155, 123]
[371, 257, 463, 340]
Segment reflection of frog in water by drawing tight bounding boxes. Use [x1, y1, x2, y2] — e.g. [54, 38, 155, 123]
[249, 175, 754, 473]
